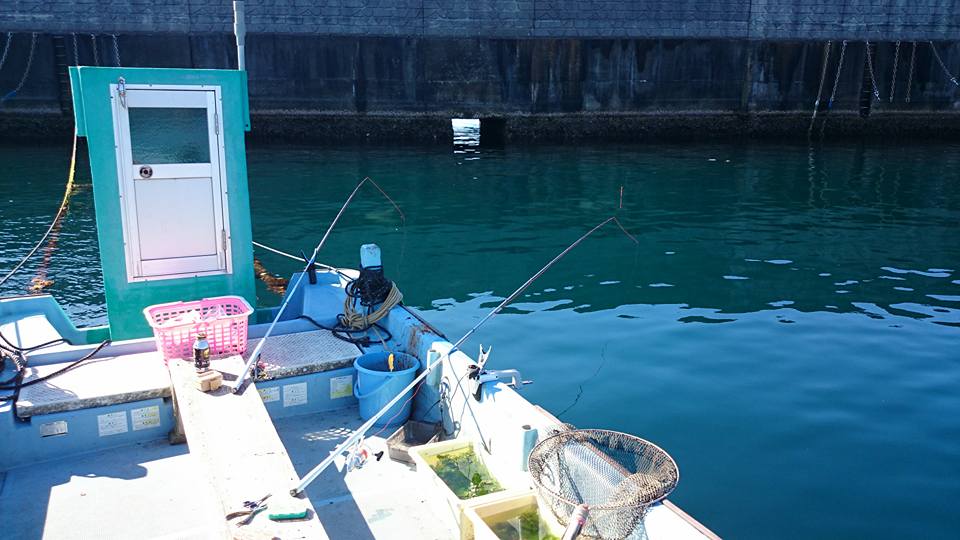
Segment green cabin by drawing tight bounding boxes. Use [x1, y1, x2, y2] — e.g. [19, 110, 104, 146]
[69, 67, 256, 340]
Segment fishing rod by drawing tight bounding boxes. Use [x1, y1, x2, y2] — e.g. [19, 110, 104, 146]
[230, 177, 404, 394]
[291, 215, 637, 496]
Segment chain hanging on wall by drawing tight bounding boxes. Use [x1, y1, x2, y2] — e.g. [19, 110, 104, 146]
[2, 32, 38, 102]
[889, 40, 900, 102]
[808, 41, 832, 137]
[906, 41, 917, 103]
[111, 34, 121, 67]
[864, 40, 882, 101]
[71, 32, 79, 65]
[0, 32, 13, 74]
[819, 40, 847, 138]
[929, 41, 959, 87]
[90, 33, 99, 66]
[827, 40, 847, 109]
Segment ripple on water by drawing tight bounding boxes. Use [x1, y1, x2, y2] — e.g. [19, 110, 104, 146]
[881, 266, 952, 278]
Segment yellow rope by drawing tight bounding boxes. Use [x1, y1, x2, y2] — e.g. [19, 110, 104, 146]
[0, 133, 78, 290]
[340, 283, 403, 330]
[28, 134, 78, 292]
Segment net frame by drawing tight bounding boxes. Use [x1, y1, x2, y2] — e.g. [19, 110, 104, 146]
[527, 429, 679, 539]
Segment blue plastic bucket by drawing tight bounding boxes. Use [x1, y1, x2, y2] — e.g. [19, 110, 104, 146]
[353, 351, 420, 427]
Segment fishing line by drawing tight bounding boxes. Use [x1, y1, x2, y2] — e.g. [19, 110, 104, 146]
[231, 177, 405, 393]
[292, 214, 638, 496]
[556, 342, 609, 419]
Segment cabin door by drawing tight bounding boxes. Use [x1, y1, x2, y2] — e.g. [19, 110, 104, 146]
[111, 84, 231, 282]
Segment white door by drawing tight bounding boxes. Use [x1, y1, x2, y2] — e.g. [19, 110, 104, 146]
[111, 84, 231, 282]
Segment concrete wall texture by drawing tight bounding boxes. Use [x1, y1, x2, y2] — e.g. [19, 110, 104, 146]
[2, 1, 959, 41]
[1, 2, 958, 141]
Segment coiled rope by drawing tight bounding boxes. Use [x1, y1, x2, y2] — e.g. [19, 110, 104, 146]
[0, 134, 79, 290]
[339, 277, 402, 331]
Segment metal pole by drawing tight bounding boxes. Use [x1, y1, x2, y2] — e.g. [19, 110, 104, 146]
[233, 1, 246, 71]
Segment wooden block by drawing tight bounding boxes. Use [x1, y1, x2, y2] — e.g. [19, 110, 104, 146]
[194, 370, 224, 392]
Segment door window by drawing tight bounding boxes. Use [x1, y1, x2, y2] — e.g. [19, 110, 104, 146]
[129, 107, 211, 164]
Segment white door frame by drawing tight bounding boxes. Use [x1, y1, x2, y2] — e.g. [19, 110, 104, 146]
[109, 83, 232, 282]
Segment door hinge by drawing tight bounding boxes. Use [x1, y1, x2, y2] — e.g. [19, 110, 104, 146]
[118, 77, 126, 108]
[221, 229, 228, 253]
[214, 110, 219, 135]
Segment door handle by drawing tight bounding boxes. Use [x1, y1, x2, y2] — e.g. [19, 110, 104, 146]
[139, 165, 153, 179]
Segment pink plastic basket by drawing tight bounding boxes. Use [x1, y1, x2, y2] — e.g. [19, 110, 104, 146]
[143, 295, 254, 362]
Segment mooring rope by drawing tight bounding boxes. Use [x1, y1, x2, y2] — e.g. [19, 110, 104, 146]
[28, 138, 83, 292]
[2, 32, 37, 102]
[0, 134, 78, 290]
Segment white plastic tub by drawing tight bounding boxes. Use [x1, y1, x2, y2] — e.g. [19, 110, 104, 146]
[409, 439, 531, 525]
[461, 491, 564, 540]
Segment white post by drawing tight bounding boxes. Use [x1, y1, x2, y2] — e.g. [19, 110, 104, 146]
[233, 1, 246, 71]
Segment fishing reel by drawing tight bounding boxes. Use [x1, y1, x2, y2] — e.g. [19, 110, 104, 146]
[467, 345, 530, 402]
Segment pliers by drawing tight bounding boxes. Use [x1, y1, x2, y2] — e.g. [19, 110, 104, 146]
[226, 493, 271, 526]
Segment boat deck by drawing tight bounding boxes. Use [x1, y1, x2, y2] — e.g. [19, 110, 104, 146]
[0, 406, 459, 540]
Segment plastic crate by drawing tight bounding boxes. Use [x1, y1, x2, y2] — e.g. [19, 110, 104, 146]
[386, 420, 442, 466]
[143, 295, 253, 362]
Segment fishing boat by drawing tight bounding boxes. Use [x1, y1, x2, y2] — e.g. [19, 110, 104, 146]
[0, 65, 720, 540]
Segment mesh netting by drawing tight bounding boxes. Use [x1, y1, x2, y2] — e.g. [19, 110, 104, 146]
[527, 429, 679, 540]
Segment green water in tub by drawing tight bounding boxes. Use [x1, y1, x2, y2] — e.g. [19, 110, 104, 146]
[426, 446, 504, 500]
[486, 506, 560, 540]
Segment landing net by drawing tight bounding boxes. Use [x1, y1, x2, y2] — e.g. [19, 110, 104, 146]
[527, 429, 679, 539]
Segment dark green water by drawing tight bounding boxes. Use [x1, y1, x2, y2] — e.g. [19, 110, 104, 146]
[2, 137, 959, 539]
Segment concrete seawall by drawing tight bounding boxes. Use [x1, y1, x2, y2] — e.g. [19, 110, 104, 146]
[1, 1, 958, 143]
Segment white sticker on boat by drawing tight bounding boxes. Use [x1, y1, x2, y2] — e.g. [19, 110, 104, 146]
[330, 376, 352, 400]
[97, 411, 128, 436]
[259, 386, 280, 403]
[131, 405, 161, 431]
[39, 420, 68, 438]
[283, 382, 308, 407]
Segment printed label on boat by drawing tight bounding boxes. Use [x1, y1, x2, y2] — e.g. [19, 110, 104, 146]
[131, 405, 161, 431]
[330, 376, 353, 400]
[39, 420, 68, 438]
[97, 411, 128, 437]
[258, 386, 280, 403]
[283, 382, 308, 407]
